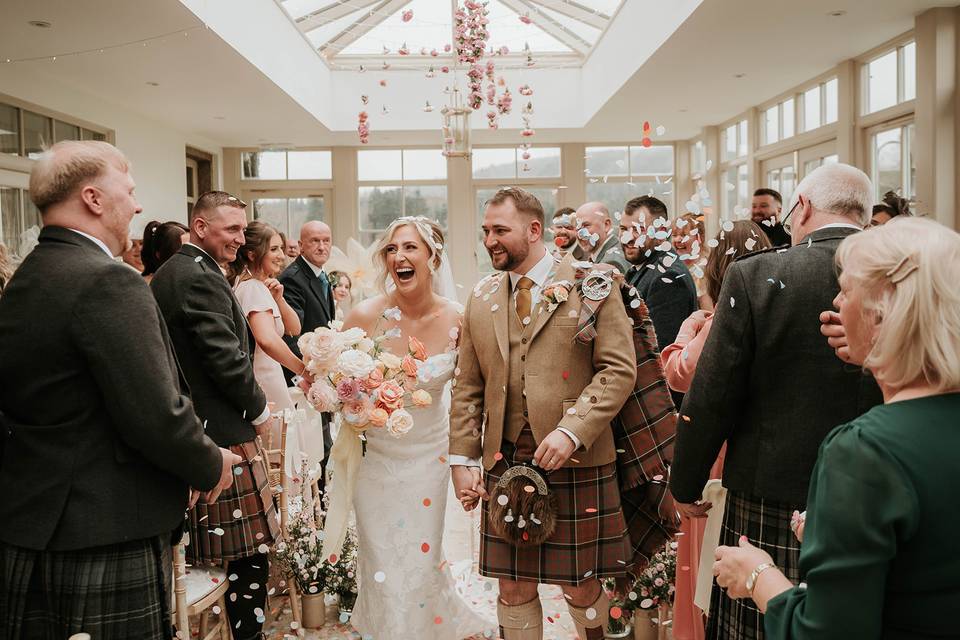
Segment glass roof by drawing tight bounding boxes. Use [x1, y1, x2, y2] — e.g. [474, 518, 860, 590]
[280, 0, 623, 63]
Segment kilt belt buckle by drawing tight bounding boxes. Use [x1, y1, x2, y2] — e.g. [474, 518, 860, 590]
[487, 463, 559, 547]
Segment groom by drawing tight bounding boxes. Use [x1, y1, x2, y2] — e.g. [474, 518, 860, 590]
[450, 188, 637, 640]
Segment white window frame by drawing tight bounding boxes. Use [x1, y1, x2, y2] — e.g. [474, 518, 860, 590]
[858, 34, 916, 117]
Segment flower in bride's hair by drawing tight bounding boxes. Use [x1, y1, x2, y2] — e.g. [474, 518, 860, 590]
[299, 328, 341, 373]
[368, 407, 389, 428]
[378, 351, 402, 371]
[342, 398, 371, 427]
[376, 380, 404, 411]
[411, 389, 432, 407]
[307, 382, 339, 413]
[335, 378, 361, 402]
[386, 408, 414, 438]
[401, 354, 420, 378]
[361, 367, 384, 392]
[407, 336, 428, 360]
[337, 350, 376, 378]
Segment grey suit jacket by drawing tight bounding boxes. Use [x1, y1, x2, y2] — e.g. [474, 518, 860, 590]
[0, 227, 222, 551]
[152, 244, 267, 447]
[670, 226, 883, 505]
[592, 234, 630, 274]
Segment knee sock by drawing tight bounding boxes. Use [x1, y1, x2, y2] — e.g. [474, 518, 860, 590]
[225, 552, 269, 640]
[566, 588, 609, 640]
[497, 596, 543, 640]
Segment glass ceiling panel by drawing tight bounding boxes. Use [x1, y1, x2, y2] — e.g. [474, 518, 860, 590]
[338, 0, 453, 56]
[485, 0, 571, 53]
[282, 0, 337, 22]
[535, 5, 602, 44]
[304, 5, 375, 48]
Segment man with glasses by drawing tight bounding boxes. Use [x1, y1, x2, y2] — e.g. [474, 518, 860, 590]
[751, 188, 792, 247]
[669, 164, 882, 640]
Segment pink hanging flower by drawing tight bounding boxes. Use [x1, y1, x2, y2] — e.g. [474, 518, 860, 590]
[518, 84, 533, 96]
[402, 9, 413, 22]
[357, 111, 369, 144]
[519, 13, 532, 24]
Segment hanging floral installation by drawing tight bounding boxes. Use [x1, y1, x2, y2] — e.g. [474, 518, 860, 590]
[357, 111, 369, 144]
[455, 1, 490, 110]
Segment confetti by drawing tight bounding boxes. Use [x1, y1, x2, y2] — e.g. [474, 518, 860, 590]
[586, 607, 597, 620]
[421, 542, 431, 553]
[233, 509, 243, 519]
[497, 494, 509, 506]
[422, 498, 432, 507]
[374, 571, 386, 583]
[494, 452, 504, 461]
[610, 606, 623, 619]
[730, 297, 736, 308]
[434, 616, 443, 625]
[585, 507, 597, 513]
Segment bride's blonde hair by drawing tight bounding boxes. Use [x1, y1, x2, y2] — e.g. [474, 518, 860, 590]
[373, 216, 445, 294]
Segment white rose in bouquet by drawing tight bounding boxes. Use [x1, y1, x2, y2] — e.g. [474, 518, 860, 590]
[385, 408, 414, 438]
[299, 328, 341, 374]
[355, 337, 375, 354]
[307, 381, 339, 413]
[337, 327, 367, 348]
[377, 351, 403, 371]
[337, 349, 377, 378]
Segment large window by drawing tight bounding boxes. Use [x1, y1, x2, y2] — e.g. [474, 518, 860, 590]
[472, 146, 561, 179]
[723, 164, 750, 219]
[801, 78, 839, 132]
[761, 97, 797, 146]
[0, 101, 106, 159]
[0, 187, 40, 254]
[863, 41, 916, 114]
[251, 195, 327, 240]
[357, 149, 447, 246]
[870, 122, 915, 201]
[721, 120, 748, 161]
[242, 150, 332, 180]
[583, 144, 674, 214]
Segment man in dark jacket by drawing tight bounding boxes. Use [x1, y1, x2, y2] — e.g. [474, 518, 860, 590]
[752, 188, 792, 247]
[0, 141, 234, 639]
[670, 164, 883, 639]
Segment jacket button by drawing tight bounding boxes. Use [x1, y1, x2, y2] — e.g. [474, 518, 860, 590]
[522, 410, 528, 417]
[521, 338, 528, 344]
[521, 355, 525, 361]
[600, 376, 607, 384]
[590, 396, 598, 403]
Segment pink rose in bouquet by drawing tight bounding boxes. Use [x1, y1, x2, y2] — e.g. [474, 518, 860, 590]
[336, 378, 361, 402]
[307, 381, 339, 413]
[360, 368, 384, 392]
[342, 398, 371, 428]
[401, 354, 420, 379]
[376, 380, 404, 412]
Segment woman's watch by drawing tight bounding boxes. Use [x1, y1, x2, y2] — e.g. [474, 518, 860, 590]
[746, 562, 776, 596]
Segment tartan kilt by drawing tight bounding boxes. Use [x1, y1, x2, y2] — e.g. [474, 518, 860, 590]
[706, 490, 802, 640]
[479, 426, 631, 586]
[186, 440, 280, 565]
[0, 536, 172, 640]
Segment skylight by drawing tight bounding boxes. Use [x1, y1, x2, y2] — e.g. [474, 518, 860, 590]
[279, 0, 623, 65]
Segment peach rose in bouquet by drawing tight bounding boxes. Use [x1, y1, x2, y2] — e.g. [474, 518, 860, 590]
[408, 336, 428, 360]
[368, 407, 389, 428]
[360, 367, 384, 392]
[411, 389, 433, 407]
[376, 380, 404, 411]
[401, 354, 420, 378]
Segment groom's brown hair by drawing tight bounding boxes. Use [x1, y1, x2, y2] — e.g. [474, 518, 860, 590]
[485, 187, 544, 225]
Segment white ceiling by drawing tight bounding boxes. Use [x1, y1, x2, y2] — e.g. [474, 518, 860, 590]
[0, 0, 954, 147]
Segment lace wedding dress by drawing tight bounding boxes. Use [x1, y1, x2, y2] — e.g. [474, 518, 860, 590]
[351, 350, 492, 639]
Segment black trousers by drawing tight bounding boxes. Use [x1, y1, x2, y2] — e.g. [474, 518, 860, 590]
[224, 552, 269, 640]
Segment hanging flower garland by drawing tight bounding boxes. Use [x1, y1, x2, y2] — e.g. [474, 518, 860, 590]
[455, 1, 490, 110]
[357, 111, 369, 144]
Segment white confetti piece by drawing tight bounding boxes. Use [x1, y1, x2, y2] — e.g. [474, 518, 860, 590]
[233, 509, 242, 519]
[730, 297, 736, 308]
[586, 607, 597, 620]
[374, 571, 386, 583]
[497, 494, 509, 506]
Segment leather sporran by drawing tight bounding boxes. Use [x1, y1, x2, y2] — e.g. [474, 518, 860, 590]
[487, 463, 558, 546]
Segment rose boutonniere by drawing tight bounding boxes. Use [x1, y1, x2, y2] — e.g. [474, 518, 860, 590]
[541, 281, 572, 313]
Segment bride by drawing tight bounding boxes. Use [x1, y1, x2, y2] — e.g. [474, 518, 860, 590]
[337, 216, 492, 639]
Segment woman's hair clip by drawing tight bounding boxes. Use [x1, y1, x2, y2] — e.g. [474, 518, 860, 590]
[885, 254, 919, 284]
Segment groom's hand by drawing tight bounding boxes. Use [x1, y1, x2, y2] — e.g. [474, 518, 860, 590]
[452, 465, 485, 511]
[534, 430, 577, 472]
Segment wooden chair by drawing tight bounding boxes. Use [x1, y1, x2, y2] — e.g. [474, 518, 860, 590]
[173, 537, 231, 640]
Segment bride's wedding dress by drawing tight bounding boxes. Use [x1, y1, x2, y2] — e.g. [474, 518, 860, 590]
[351, 350, 492, 639]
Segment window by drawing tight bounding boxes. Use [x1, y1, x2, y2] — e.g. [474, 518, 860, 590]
[824, 78, 838, 123]
[584, 144, 675, 213]
[724, 164, 749, 218]
[765, 166, 797, 205]
[252, 196, 327, 239]
[0, 187, 39, 255]
[864, 41, 916, 114]
[53, 120, 80, 143]
[0, 101, 108, 157]
[357, 148, 448, 246]
[871, 122, 915, 201]
[0, 104, 18, 156]
[473, 146, 562, 179]
[690, 139, 706, 176]
[721, 120, 748, 161]
[762, 98, 799, 145]
[241, 149, 332, 180]
[23, 111, 52, 159]
[801, 77, 839, 132]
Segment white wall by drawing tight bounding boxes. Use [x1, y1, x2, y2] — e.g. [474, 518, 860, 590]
[0, 64, 223, 227]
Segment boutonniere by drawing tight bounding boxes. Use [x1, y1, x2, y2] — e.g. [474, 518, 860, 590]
[541, 280, 572, 313]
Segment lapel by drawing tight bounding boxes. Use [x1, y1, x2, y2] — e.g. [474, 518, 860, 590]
[490, 273, 510, 364]
[527, 254, 574, 344]
[299, 256, 331, 318]
[596, 234, 618, 262]
[180, 244, 250, 350]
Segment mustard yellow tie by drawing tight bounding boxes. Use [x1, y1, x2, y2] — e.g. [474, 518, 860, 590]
[515, 276, 534, 327]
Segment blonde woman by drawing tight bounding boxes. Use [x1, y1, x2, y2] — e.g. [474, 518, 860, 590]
[714, 217, 960, 638]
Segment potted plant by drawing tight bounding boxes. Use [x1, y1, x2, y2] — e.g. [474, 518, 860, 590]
[324, 525, 359, 624]
[623, 540, 677, 640]
[275, 493, 328, 629]
[601, 579, 632, 638]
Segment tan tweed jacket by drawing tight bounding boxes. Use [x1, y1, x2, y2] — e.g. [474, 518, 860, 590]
[449, 254, 637, 470]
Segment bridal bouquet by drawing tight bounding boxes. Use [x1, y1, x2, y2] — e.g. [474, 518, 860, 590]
[298, 315, 432, 438]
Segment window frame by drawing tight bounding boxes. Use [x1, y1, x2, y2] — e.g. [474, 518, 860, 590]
[581, 143, 677, 215]
[857, 34, 916, 118]
[0, 93, 111, 166]
[866, 116, 915, 203]
[240, 148, 334, 181]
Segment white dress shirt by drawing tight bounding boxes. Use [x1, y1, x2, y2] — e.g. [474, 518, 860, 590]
[66, 228, 114, 258]
[450, 247, 581, 468]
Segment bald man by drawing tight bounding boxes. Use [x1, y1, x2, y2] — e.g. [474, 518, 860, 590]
[574, 201, 629, 273]
[279, 220, 335, 482]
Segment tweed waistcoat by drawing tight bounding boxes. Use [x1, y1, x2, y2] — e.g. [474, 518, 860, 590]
[504, 303, 536, 443]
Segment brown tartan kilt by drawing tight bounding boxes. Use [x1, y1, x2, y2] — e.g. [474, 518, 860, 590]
[479, 426, 631, 586]
[186, 440, 280, 565]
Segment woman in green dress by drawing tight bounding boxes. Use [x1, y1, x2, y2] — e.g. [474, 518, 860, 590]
[711, 216, 960, 638]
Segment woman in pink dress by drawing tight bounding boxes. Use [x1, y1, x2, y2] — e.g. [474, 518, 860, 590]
[661, 220, 771, 640]
[229, 221, 308, 442]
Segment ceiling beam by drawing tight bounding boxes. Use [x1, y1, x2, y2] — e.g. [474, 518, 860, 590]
[498, 0, 592, 57]
[526, 0, 609, 30]
[319, 0, 412, 56]
[296, 0, 382, 34]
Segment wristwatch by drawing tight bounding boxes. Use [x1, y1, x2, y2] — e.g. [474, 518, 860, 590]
[745, 562, 776, 596]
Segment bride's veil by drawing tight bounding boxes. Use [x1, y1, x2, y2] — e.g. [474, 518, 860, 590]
[431, 251, 459, 303]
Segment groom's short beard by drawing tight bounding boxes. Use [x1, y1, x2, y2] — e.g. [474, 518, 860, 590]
[492, 246, 528, 272]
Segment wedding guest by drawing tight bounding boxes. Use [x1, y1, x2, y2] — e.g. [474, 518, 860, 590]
[670, 163, 883, 640]
[329, 270, 353, 321]
[870, 190, 912, 226]
[548, 206, 582, 260]
[574, 201, 629, 273]
[151, 191, 278, 640]
[660, 220, 771, 640]
[121, 230, 144, 272]
[672, 213, 712, 309]
[284, 231, 300, 260]
[751, 188, 792, 247]
[279, 220, 335, 486]
[714, 217, 960, 639]
[141, 220, 189, 284]
[0, 242, 14, 297]
[621, 195, 698, 350]
[228, 220, 306, 437]
[0, 140, 234, 639]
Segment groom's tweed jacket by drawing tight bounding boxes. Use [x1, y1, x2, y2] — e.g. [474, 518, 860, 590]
[450, 253, 636, 469]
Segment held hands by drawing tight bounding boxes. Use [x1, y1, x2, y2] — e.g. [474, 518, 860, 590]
[202, 447, 243, 505]
[713, 536, 775, 599]
[451, 465, 487, 512]
[791, 510, 806, 543]
[265, 278, 284, 302]
[676, 500, 712, 519]
[533, 430, 577, 472]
